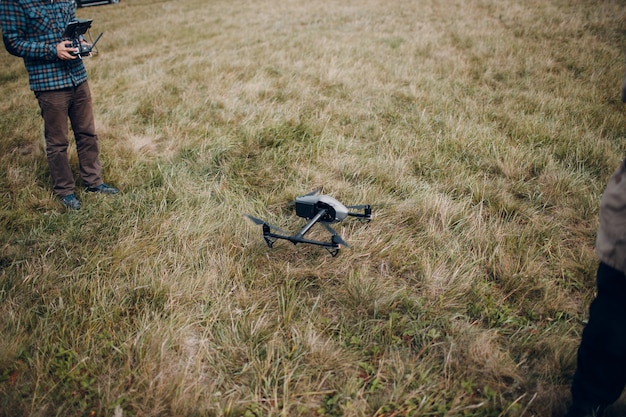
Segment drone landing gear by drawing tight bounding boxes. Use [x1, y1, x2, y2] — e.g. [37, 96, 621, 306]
[325, 235, 343, 257]
[262, 224, 277, 248]
[246, 194, 372, 257]
[256, 209, 345, 256]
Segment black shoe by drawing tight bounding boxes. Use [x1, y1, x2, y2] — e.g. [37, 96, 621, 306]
[60, 193, 81, 210]
[85, 183, 119, 195]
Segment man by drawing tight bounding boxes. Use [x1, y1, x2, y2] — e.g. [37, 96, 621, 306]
[0, 0, 118, 210]
[566, 79, 626, 417]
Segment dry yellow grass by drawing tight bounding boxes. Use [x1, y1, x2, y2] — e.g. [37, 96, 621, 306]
[1, 0, 626, 416]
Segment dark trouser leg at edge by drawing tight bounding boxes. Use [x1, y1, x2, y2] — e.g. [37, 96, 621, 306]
[568, 262, 626, 417]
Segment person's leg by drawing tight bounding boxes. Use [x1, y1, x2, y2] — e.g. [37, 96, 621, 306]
[569, 262, 626, 416]
[35, 88, 75, 197]
[68, 81, 102, 188]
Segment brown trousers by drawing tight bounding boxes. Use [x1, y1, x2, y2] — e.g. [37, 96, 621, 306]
[35, 81, 102, 197]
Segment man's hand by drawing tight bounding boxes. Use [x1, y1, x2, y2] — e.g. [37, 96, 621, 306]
[56, 41, 79, 60]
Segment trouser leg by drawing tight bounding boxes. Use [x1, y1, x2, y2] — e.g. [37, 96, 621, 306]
[69, 81, 102, 188]
[570, 262, 626, 411]
[35, 88, 75, 197]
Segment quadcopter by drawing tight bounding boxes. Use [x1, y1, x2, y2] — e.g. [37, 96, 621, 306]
[246, 191, 372, 256]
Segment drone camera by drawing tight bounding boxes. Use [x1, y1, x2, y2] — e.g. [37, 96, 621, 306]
[295, 200, 337, 222]
[295, 200, 316, 219]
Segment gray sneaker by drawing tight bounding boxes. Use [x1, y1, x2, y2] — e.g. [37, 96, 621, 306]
[60, 194, 81, 210]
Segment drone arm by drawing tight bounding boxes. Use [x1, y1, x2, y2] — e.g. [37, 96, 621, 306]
[347, 205, 372, 221]
[294, 208, 327, 240]
[257, 209, 344, 256]
[261, 209, 340, 249]
[263, 231, 339, 248]
[350, 204, 371, 220]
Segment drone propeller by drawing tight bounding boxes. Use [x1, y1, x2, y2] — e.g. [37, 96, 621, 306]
[244, 214, 288, 234]
[301, 188, 321, 197]
[322, 223, 350, 248]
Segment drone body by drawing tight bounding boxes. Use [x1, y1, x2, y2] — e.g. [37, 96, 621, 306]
[246, 191, 372, 256]
[294, 194, 349, 223]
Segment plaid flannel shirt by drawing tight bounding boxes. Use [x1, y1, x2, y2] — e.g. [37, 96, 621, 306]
[0, 0, 87, 91]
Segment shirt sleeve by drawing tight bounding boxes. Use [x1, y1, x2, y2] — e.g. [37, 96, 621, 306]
[0, 0, 59, 61]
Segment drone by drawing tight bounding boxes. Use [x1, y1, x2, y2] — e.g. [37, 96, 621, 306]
[246, 191, 372, 256]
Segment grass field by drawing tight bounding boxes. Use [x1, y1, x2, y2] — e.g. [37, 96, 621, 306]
[1, 0, 625, 415]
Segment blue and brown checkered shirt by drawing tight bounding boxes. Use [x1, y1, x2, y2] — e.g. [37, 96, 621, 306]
[0, 0, 87, 91]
